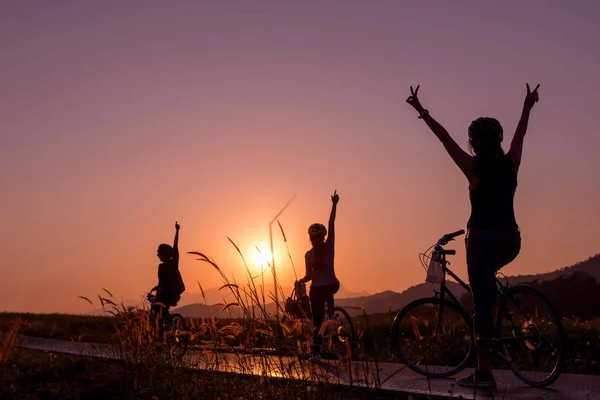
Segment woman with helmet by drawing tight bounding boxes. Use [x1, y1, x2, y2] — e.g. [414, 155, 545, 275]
[406, 84, 540, 388]
[297, 190, 340, 362]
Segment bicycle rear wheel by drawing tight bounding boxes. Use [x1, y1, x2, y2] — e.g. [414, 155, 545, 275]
[392, 297, 474, 378]
[495, 284, 565, 387]
[165, 313, 190, 359]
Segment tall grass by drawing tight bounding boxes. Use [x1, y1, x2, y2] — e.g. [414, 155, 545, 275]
[60, 219, 401, 394]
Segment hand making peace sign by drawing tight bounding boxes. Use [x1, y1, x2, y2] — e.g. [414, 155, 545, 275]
[406, 85, 424, 113]
[524, 83, 540, 111]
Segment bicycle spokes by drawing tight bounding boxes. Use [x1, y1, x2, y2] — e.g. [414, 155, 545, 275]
[495, 286, 565, 387]
[394, 299, 473, 377]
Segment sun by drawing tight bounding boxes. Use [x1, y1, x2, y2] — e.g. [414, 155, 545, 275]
[244, 241, 285, 280]
[250, 246, 273, 269]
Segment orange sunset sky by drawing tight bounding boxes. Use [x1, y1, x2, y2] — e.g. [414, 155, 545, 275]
[1, 1, 600, 313]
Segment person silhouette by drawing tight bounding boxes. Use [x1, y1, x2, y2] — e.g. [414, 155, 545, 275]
[152, 221, 186, 322]
[406, 84, 540, 388]
[297, 190, 341, 362]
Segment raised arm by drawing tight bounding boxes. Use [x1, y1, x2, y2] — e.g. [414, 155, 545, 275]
[327, 190, 339, 245]
[406, 85, 476, 185]
[173, 221, 180, 264]
[508, 84, 540, 173]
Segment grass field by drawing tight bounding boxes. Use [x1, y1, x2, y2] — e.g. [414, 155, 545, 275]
[2, 310, 598, 375]
[1, 348, 423, 400]
[2, 288, 599, 399]
[0, 313, 429, 400]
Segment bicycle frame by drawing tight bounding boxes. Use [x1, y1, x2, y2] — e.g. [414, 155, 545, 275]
[435, 253, 470, 306]
[393, 230, 565, 386]
[283, 282, 355, 348]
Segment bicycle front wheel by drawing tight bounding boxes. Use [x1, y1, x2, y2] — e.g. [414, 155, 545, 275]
[392, 297, 474, 378]
[495, 284, 565, 387]
[324, 307, 356, 361]
[166, 314, 190, 359]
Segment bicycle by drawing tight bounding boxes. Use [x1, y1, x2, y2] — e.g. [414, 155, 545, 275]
[282, 281, 357, 362]
[391, 229, 565, 388]
[145, 289, 190, 359]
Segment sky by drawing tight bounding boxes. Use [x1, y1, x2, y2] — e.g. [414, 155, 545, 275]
[1, 0, 600, 314]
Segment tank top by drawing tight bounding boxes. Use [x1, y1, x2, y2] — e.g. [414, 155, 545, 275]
[467, 154, 519, 229]
[305, 240, 338, 287]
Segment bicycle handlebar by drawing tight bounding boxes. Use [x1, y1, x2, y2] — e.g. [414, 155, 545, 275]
[437, 229, 465, 246]
[430, 229, 465, 258]
[146, 288, 157, 303]
[446, 229, 465, 239]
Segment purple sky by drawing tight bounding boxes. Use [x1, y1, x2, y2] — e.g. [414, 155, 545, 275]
[1, 0, 600, 313]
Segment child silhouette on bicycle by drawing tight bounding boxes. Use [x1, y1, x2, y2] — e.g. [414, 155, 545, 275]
[151, 221, 186, 326]
[297, 190, 340, 362]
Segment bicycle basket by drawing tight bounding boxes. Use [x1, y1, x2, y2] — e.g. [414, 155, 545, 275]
[284, 282, 311, 319]
[424, 250, 445, 284]
[284, 296, 311, 319]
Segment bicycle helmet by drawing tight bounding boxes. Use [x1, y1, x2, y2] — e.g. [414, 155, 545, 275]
[468, 117, 503, 142]
[308, 223, 327, 237]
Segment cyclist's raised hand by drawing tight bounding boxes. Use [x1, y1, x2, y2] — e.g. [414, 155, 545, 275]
[524, 83, 540, 111]
[406, 85, 424, 112]
[331, 190, 339, 205]
[175, 221, 180, 231]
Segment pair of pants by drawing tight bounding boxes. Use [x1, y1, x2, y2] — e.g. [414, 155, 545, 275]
[466, 228, 521, 345]
[309, 281, 340, 350]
